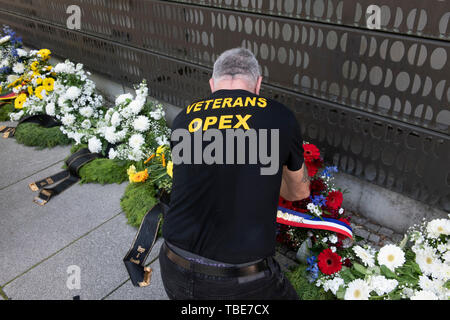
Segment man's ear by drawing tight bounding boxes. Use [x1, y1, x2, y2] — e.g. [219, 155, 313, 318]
[255, 76, 263, 95]
[209, 78, 215, 92]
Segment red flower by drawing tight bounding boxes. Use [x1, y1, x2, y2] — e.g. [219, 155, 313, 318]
[326, 190, 343, 210]
[310, 178, 326, 195]
[317, 248, 342, 275]
[305, 158, 323, 177]
[343, 258, 352, 268]
[303, 144, 321, 162]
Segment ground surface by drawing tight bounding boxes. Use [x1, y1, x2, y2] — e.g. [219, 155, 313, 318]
[0, 120, 402, 300]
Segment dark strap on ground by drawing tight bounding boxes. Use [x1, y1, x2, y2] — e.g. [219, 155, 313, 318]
[123, 191, 170, 287]
[0, 114, 60, 138]
[30, 148, 102, 205]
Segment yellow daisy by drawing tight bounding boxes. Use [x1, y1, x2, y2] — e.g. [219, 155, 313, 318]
[166, 161, 173, 178]
[27, 86, 33, 96]
[30, 61, 39, 71]
[37, 49, 51, 60]
[130, 169, 149, 183]
[14, 93, 27, 109]
[43, 78, 55, 92]
[35, 86, 46, 99]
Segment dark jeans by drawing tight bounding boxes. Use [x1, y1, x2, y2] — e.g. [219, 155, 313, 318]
[159, 244, 299, 300]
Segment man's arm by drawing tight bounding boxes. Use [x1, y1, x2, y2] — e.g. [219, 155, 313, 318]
[280, 163, 310, 201]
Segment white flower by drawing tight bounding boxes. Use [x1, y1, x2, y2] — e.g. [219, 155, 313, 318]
[149, 107, 164, 120]
[338, 208, 344, 215]
[108, 148, 117, 160]
[377, 244, 405, 271]
[7, 74, 19, 84]
[45, 102, 55, 116]
[329, 235, 338, 244]
[367, 275, 398, 296]
[88, 136, 102, 153]
[353, 245, 375, 267]
[426, 219, 450, 239]
[133, 115, 150, 132]
[65, 86, 82, 100]
[61, 114, 76, 126]
[322, 277, 344, 295]
[10, 110, 24, 121]
[410, 290, 438, 300]
[344, 279, 370, 300]
[443, 251, 450, 264]
[115, 93, 133, 106]
[79, 106, 94, 118]
[81, 119, 91, 129]
[110, 112, 121, 127]
[307, 203, 315, 211]
[128, 98, 145, 114]
[16, 48, 28, 57]
[129, 133, 145, 149]
[54, 61, 76, 74]
[155, 135, 169, 146]
[12, 62, 25, 74]
[0, 35, 10, 44]
[415, 246, 439, 276]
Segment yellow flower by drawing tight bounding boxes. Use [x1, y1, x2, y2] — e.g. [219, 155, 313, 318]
[30, 61, 39, 71]
[43, 78, 54, 92]
[35, 78, 43, 85]
[127, 165, 137, 182]
[166, 161, 173, 178]
[156, 145, 166, 156]
[27, 86, 33, 96]
[37, 49, 51, 60]
[130, 169, 149, 183]
[35, 86, 46, 99]
[14, 93, 27, 109]
[46, 66, 52, 71]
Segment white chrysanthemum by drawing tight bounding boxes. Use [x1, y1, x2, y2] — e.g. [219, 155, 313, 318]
[45, 102, 56, 116]
[155, 135, 169, 146]
[128, 98, 145, 114]
[410, 290, 438, 300]
[133, 115, 150, 132]
[353, 245, 375, 267]
[110, 112, 121, 127]
[61, 114, 76, 126]
[0, 35, 11, 44]
[415, 246, 439, 276]
[322, 277, 344, 295]
[443, 251, 450, 264]
[377, 244, 405, 271]
[329, 234, 338, 244]
[10, 110, 24, 121]
[16, 48, 28, 57]
[129, 133, 145, 150]
[81, 119, 91, 129]
[65, 86, 82, 100]
[426, 219, 450, 239]
[344, 279, 370, 300]
[367, 275, 398, 296]
[12, 62, 25, 74]
[54, 61, 76, 74]
[7, 74, 19, 84]
[108, 148, 117, 160]
[115, 93, 133, 106]
[79, 106, 94, 118]
[149, 107, 164, 120]
[88, 136, 102, 153]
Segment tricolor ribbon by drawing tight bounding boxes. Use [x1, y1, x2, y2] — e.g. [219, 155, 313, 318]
[0, 92, 18, 100]
[276, 206, 353, 239]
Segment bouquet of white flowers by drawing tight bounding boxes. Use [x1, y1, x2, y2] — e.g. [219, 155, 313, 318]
[91, 79, 170, 161]
[0, 25, 27, 88]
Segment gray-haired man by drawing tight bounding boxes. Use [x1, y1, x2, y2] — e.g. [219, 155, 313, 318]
[159, 47, 310, 299]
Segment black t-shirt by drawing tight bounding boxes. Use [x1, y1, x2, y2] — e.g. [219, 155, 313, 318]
[163, 89, 304, 264]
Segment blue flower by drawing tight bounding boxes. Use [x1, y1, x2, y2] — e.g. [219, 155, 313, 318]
[310, 194, 327, 207]
[306, 256, 319, 282]
[321, 166, 338, 178]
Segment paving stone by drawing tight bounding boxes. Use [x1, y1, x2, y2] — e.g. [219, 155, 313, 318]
[0, 123, 71, 189]
[378, 227, 394, 237]
[0, 162, 127, 285]
[365, 222, 381, 233]
[105, 259, 168, 300]
[390, 233, 404, 244]
[354, 228, 370, 240]
[350, 216, 367, 225]
[3, 215, 163, 300]
[274, 252, 298, 273]
[368, 233, 381, 244]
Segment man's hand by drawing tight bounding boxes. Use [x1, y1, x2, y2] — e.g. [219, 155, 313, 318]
[279, 163, 310, 201]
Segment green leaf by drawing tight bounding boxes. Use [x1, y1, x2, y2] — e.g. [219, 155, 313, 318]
[340, 267, 356, 283]
[353, 263, 368, 276]
[336, 286, 346, 300]
[443, 280, 450, 290]
[380, 265, 397, 279]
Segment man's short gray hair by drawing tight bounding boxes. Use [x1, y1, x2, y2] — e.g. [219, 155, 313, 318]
[212, 47, 261, 86]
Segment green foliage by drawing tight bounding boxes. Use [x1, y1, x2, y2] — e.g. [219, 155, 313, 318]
[120, 179, 159, 228]
[78, 158, 131, 185]
[285, 264, 336, 300]
[0, 102, 14, 121]
[14, 122, 71, 149]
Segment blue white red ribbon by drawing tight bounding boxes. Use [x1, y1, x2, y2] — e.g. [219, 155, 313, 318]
[276, 206, 353, 239]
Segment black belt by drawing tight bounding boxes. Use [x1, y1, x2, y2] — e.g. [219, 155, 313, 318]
[123, 191, 170, 287]
[163, 242, 270, 278]
[0, 114, 60, 138]
[29, 147, 102, 205]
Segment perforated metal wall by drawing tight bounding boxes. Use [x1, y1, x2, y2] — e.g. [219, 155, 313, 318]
[0, 0, 448, 211]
